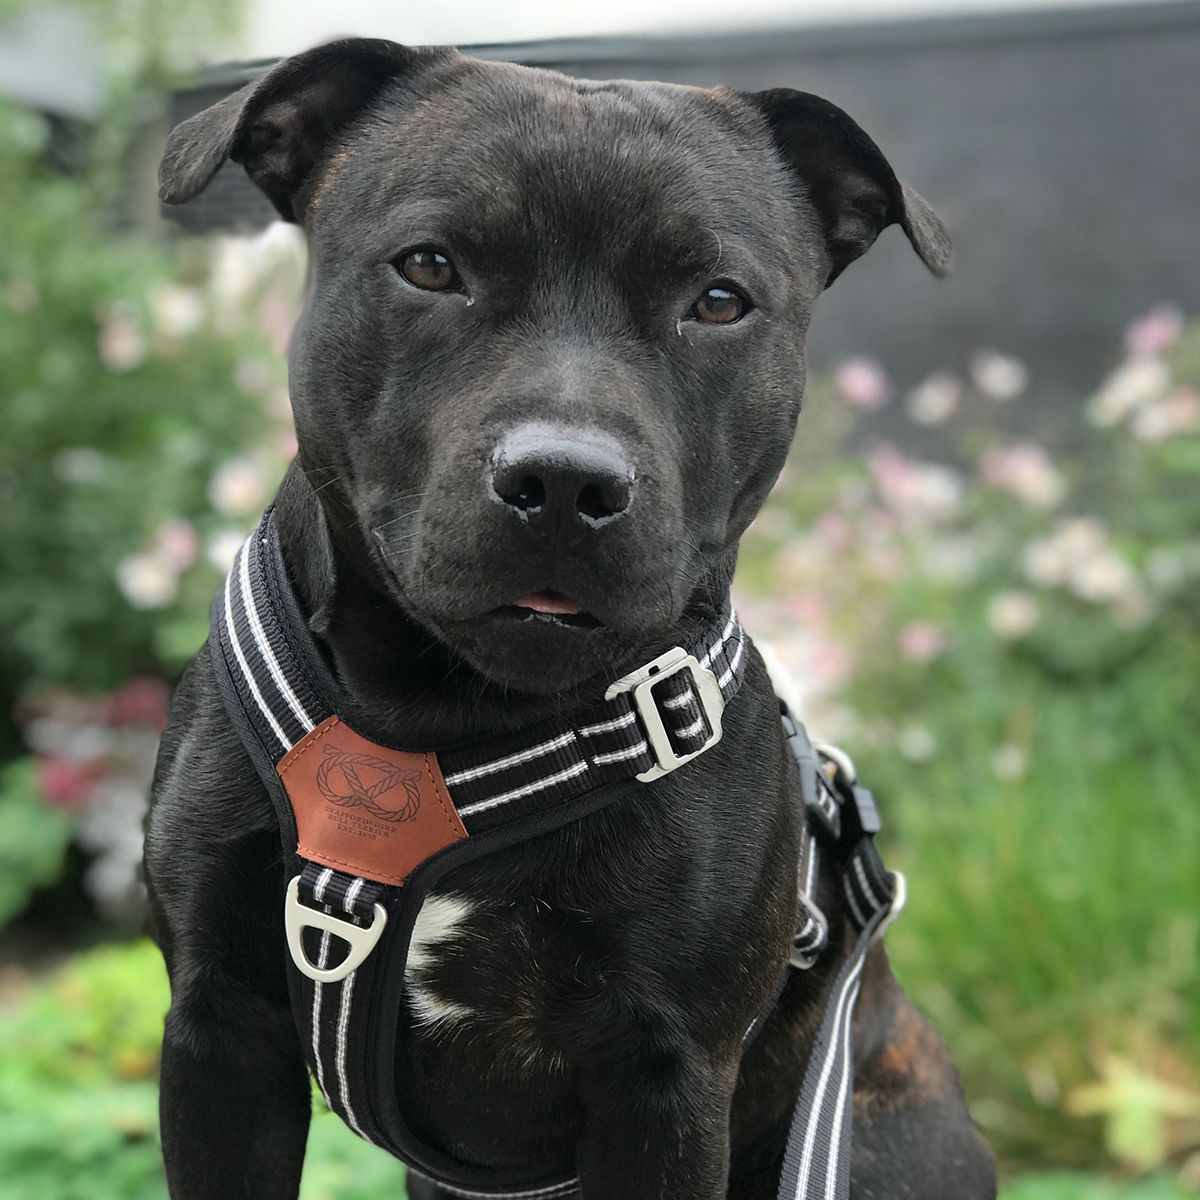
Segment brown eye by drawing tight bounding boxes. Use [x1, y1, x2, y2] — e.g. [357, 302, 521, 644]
[692, 285, 748, 325]
[397, 247, 459, 292]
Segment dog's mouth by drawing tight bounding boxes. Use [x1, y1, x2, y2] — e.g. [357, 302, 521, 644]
[487, 589, 603, 629]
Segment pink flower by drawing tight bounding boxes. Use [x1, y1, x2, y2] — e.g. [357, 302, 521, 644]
[906, 370, 962, 425]
[39, 755, 105, 807]
[897, 620, 947, 663]
[834, 357, 892, 410]
[105, 678, 170, 729]
[155, 519, 198, 571]
[867, 446, 963, 525]
[814, 512, 852, 555]
[1123, 305, 1183, 358]
[980, 443, 1066, 509]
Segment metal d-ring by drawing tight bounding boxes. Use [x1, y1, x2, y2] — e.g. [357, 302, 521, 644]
[284, 875, 388, 983]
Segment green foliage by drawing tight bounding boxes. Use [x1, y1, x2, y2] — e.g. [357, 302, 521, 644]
[0, 758, 73, 927]
[0, 941, 169, 1200]
[1000, 1174, 1195, 1200]
[0, 940, 409, 1200]
[5, 941, 1191, 1199]
[0, 98, 282, 702]
[736, 323, 1200, 1176]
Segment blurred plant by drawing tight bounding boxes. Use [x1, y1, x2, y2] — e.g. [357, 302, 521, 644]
[0, 92, 303, 927]
[0, 939, 169, 1198]
[11, 678, 170, 924]
[0, 938, 412, 1200]
[736, 309, 1200, 1178]
[0, 759, 74, 930]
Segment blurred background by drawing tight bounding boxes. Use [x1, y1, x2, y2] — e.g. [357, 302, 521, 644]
[0, 0, 1196, 1197]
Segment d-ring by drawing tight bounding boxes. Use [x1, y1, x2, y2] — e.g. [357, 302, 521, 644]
[284, 875, 387, 983]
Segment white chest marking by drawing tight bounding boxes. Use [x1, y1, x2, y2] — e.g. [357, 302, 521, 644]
[406, 893, 476, 1027]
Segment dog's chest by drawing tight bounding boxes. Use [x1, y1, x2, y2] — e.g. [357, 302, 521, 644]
[398, 886, 607, 1162]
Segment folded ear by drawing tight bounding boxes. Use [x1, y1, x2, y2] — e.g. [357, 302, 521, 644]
[744, 88, 952, 287]
[159, 38, 452, 222]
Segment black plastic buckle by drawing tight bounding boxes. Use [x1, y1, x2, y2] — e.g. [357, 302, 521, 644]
[781, 710, 841, 843]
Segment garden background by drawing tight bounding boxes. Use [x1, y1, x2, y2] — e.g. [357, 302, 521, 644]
[0, 1, 1197, 1197]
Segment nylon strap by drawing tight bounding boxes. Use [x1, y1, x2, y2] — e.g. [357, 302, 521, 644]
[208, 509, 897, 1199]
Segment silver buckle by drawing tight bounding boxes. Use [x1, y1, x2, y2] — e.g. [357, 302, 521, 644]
[605, 647, 725, 782]
[284, 876, 388, 983]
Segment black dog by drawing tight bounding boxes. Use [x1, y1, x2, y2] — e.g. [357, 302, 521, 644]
[146, 38, 995, 1200]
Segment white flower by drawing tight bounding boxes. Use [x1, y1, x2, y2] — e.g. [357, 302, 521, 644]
[1068, 547, 1139, 604]
[150, 284, 205, 338]
[980, 443, 1066, 509]
[906, 370, 961, 425]
[834, 357, 892, 410]
[208, 459, 266, 516]
[992, 743, 1027, 781]
[115, 553, 178, 609]
[1086, 356, 1170, 427]
[1130, 389, 1200, 442]
[208, 222, 306, 307]
[988, 590, 1040, 639]
[970, 350, 1028, 400]
[898, 726, 937, 762]
[206, 529, 245, 573]
[1023, 518, 1108, 587]
[868, 446, 964, 525]
[97, 318, 146, 372]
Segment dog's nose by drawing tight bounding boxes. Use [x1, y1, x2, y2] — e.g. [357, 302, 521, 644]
[491, 423, 634, 527]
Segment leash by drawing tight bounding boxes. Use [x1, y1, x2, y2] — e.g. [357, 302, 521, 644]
[208, 509, 901, 1199]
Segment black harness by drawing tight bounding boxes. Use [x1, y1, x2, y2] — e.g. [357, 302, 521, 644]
[211, 511, 901, 1200]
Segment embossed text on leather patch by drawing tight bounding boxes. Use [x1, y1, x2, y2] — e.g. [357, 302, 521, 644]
[277, 715, 467, 886]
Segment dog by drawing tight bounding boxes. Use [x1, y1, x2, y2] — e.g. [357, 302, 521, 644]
[146, 38, 996, 1200]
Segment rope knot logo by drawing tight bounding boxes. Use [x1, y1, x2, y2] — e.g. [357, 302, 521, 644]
[315, 744, 422, 822]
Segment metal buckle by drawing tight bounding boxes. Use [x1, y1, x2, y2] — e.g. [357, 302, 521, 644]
[605, 647, 725, 782]
[871, 870, 907, 945]
[284, 875, 388, 983]
[789, 895, 829, 970]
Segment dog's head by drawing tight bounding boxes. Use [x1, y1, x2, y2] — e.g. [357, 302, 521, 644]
[162, 39, 949, 693]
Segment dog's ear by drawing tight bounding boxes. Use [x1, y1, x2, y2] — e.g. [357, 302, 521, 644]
[159, 38, 452, 222]
[744, 88, 952, 287]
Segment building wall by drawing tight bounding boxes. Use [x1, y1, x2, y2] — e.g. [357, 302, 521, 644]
[165, 1, 1200, 420]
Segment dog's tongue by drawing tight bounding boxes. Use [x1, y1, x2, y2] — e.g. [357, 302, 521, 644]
[515, 590, 581, 616]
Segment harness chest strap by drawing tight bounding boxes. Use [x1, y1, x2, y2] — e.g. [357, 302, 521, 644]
[210, 510, 901, 1200]
[210, 511, 747, 1195]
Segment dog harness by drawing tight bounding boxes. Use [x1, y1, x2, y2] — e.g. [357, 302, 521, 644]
[211, 509, 901, 1200]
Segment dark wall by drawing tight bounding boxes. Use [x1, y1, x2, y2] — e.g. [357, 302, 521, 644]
[166, 1, 1200, 420]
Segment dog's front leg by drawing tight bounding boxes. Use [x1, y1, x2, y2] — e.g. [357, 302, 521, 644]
[575, 1037, 739, 1200]
[147, 658, 312, 1200]
[159, 983, 311, 1200]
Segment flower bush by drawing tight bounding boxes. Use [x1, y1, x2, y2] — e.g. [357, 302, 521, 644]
[736, 310, 1200, 1181]
[0, 97, 302, 926]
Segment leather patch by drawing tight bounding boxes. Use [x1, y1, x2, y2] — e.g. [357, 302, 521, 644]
[277, 715, 467, 886]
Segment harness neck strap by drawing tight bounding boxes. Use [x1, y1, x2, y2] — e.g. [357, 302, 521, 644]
[213, 510, 747, 966]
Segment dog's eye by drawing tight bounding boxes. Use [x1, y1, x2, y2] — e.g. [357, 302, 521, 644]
[691, 285, 748, 325]
[396, 247, 460, 292]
